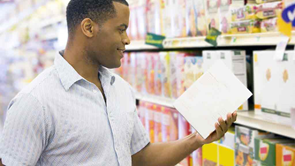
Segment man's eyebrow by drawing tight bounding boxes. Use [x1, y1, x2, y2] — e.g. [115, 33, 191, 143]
[118, 24, 128, 29]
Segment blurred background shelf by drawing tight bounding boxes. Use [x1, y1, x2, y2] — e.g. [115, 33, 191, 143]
[135, 94, 295, 139]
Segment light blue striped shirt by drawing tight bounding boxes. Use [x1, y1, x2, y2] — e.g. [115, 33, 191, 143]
[0, 52, 150, 166]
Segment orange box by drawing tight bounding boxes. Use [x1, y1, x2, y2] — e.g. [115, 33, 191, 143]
[276, 144, 295, 166]
[145, 102, 155, 143]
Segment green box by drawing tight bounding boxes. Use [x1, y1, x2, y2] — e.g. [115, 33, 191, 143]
[255, 136, 294, 166]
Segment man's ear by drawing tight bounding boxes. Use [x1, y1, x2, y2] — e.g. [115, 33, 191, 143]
[81, 18, 96, 38]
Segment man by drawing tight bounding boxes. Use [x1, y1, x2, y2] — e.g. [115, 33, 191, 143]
[0, 0, 237, 165]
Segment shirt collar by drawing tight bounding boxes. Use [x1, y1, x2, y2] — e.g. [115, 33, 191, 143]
[54, 50, 116, 91]
[54, 51, 84, 91]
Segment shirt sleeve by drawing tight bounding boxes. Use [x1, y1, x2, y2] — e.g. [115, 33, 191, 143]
[0, 93, 48, 165]
[130, 108, 150, 155]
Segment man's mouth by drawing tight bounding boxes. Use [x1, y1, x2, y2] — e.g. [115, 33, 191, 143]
[117, 49, 125, 57]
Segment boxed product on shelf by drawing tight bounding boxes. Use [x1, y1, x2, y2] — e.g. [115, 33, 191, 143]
[145, 102, 155, 143]
[178, 115, 190, 166]
[253, 1, 283, 19]
[186, 0, 207, 36]
[276, 143, 295, 166]
[161, 107, 179, 142]
[202, 142, 218, 165]
[138, 101, 146, 128]
[136, 0, 147, 40]
[206, 0, 220, 30]
[255, 0, 281, 4]
[154, 104, 162, 143]
[218, 127, 235, 149]
[253, 51, 295, 126]
[146, 0, 162, 34]
[176, 53, 186, 98]
[129, 7, 139, 40]
[162, 0, 173, 37]
[190, 127, 202, 166]
[219, 0, 233, 34]
[136, 53, 146, 93]
[202, 50, 249, 110]
[235, 125, 261, 166]
[154, 53, 162, 96]
[148, 53, 156, 95]
[171, 0, 187, 38]
[261, 17, 278, 32]
[255, 136, 294, 166]
[184, 55, 203, 91]
[161, 52, 172, 98]
[229, 19, 261, 34]
[170, 52, 178, 99]
[231, 5, 256, 21]
[219, 144, 235, 166]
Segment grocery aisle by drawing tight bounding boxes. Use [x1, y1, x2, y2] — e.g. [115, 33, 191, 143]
[0, 0, 295, 166]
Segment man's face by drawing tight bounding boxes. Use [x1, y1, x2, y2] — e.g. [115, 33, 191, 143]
[88, 2, 130, 69]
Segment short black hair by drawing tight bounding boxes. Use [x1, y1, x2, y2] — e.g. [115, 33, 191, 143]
[66, 0, 129, 35]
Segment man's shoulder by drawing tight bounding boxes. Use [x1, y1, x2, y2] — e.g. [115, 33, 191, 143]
[13, 66, 61, 102]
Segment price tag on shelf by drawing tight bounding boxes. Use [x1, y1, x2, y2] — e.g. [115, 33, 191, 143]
[274, 35, 289, 61]
[256, 36, 260, 42]
[231, 37, 237, 44]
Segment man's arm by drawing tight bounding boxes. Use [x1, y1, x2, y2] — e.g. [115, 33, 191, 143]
[0, 160, 4, 166]
[132, 112, 237, 166]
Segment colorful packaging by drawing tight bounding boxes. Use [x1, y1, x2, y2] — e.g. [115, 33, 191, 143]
[235, 126, 260, 166]
[254, 1, 283, 19]
[256, 0, 281, 4]
[255, 136, 294, 166]
[176, 53, 186, 97]
[162, 0, 173, 37]
[171, 0, 186, 37]
[253, 51, 295, 125]
[161, 52, 172, 98]
[218, 127, 235, 149]
[261, 17, 278, 32]
[154, 53, 162, 96]
[161, 107, 179, 142]
[219, 0, 232, 34]
[145, 102, 155, 143]
[194, 56, 204, 82]
[146, 0, 162, 34]
[136, 53, 145, 93]
[219, 144, 235, 166]
[202, 143, 218, 166]
[184, 56, 197, 91]
[154, 104, 162, 143]
[276, 144, 295, 166]
[148, 53, 156, 95]
[229, 19, 261, 34]
[231, 5, 256, 21]
[206, 0, 220, 30]
[178, 115, 190, 166]
[138, 101, 146, 128]
[136, 0, 147, 40]
[186, 0, 198, 36]
[169, 52, 178, 99]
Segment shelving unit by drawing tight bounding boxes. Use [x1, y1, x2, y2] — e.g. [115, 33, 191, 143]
[127, 32, 295, 51]
[135, 94, 295, 139]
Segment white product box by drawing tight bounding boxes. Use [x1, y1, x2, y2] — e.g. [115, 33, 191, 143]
[253, 51, 295, 126]
[203, 50, 249, 110]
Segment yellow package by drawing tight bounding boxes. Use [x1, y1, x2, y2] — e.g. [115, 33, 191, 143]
[256, 0, 281, 4]
[254, 1, 283, 19]
[230, 20, 261, 34]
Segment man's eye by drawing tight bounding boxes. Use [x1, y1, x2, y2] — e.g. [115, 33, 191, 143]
[119, 29, 125, 34]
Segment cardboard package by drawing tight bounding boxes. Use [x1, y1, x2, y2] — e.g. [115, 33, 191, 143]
[255, 136, 294, 166]
[253, 51, 295, 126]
[276, 143, 295, 166]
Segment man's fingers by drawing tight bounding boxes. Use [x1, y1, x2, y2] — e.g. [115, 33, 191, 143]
[232, 111, 238, 121]
[218, 117, 227, 133]
[215, 123, 223, 137]
[226, 113, 233, 128]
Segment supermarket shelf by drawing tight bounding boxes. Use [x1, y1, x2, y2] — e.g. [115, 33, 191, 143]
[235, 111, 295, 139]
[135, 93, 174, 108]
[162, 32, 295, 48]
[0, 0, 50, 34]
[126, 40, 159, 51]
[135, 94, 295, 139]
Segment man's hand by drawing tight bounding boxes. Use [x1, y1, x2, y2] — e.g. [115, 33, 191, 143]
[195, 111, 237, 145]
